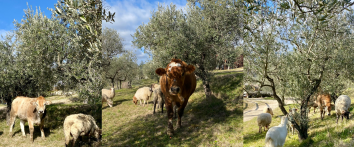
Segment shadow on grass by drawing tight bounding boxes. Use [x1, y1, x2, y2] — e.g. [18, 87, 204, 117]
[12, 126, 51, 140]
[102, 99, 130, 110]
[104, 94, 242, 146]
[243, 131, 268, 145]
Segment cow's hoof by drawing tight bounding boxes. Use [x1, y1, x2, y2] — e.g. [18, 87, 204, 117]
[42, 137, 46, 140]
[176, 124, 181, 129]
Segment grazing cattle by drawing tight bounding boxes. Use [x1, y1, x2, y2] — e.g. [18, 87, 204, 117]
[155, 59, 197, 136]
[316, 94, 332, 120]
[7, 96, 52, 142]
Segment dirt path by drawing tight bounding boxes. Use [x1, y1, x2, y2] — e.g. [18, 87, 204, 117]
[243, 98, 296, 122]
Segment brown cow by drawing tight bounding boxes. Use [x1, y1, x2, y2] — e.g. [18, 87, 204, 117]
[316, 94, 332, 120]
[155, 59, 197, 136]
[7, 96, 52, 142]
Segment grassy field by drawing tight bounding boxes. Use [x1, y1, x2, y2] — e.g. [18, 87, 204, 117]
[243, 88, 354, 147]
[0, 95, 101, 147]
[102, 69, 244, 146]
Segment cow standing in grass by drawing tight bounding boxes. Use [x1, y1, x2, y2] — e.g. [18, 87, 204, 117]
[7, 96, 52, 142]
[155, 59, 197, 136]
[316, 94, 332, 120]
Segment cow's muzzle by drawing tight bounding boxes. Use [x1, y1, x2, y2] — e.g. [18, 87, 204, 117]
[38, 110, 44, 113]
[170, 87, 180, 94]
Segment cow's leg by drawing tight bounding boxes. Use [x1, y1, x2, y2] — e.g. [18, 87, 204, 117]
[166, 101, 174, 136]
[40, 121, 45, 139]
[153, 100, 157, 114]
[28, 120, 34, 142]
[9, 115, 16, 137]
[336, 114, 339, 124]
[176, 106, 185, 129]
[320, 109, 323, 120]
[20, 120, 26, 137]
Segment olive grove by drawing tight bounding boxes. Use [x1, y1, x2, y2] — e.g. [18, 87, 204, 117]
[243, 0, 354, 140]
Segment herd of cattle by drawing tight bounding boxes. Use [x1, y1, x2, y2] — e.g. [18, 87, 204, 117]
[257, 93, 352, 146]
[5, 96, 101, 146]
[102, 58, 197, 136]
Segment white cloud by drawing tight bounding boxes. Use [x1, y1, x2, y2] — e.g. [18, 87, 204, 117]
[103, 0, 187, 63]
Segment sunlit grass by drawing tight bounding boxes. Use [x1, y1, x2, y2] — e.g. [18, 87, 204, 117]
[102, 71, 244, 146]
[0, 103, 101, 147]
[243, 89, 354, 147]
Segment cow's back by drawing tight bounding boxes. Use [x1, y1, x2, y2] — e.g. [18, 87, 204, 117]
[11, 97, 36, 120]
[317, 94, 331, 107]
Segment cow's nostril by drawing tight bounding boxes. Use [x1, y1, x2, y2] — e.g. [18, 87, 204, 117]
[176, 87, 180, 92]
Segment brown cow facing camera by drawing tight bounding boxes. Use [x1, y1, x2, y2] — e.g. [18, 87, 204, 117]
[7, 96, 52, 142]
[155, 58, 197, 136]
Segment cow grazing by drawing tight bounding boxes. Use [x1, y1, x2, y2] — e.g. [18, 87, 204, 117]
[316, 94, 332, 120]
[7, 96, 52, 142]
[155, 58, 197, 136]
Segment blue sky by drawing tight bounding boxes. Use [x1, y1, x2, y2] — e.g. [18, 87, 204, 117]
[0, 0, 188, 64]
[102, 0, 188, 64]
[0, 0, 58, 39]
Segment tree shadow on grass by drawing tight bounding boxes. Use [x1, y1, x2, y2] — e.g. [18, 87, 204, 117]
[12, 125, 51, 140]
[104, 94, 242, 146]
[243, 130, 268, 145]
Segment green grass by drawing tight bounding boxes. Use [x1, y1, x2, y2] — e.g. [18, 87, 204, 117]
[0, 102, 101, 147]
[102, 71, 244, 147]
[243, 88, 354, 147]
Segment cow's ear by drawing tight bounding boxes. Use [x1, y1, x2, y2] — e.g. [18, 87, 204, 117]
[45, 101, 52, 105]
[155, 68, 166, 76]
[185, 64, 195, 73]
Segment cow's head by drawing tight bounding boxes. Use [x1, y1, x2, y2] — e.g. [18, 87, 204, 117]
[342, 110, 350, 120]
[133, 96, 138, 105]
[155, 59, 195, 96]
[325, 105, 332, 116]
[31, 96, 51, 114]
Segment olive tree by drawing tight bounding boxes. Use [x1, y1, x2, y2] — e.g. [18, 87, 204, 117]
[133, 0, 243, 97]
[244, 0, 354, 140]
[53, 0, 115, 103]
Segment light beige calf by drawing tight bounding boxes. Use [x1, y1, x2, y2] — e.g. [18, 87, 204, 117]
[64, 113, 102, 147]
[7, 96, 52, 142]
